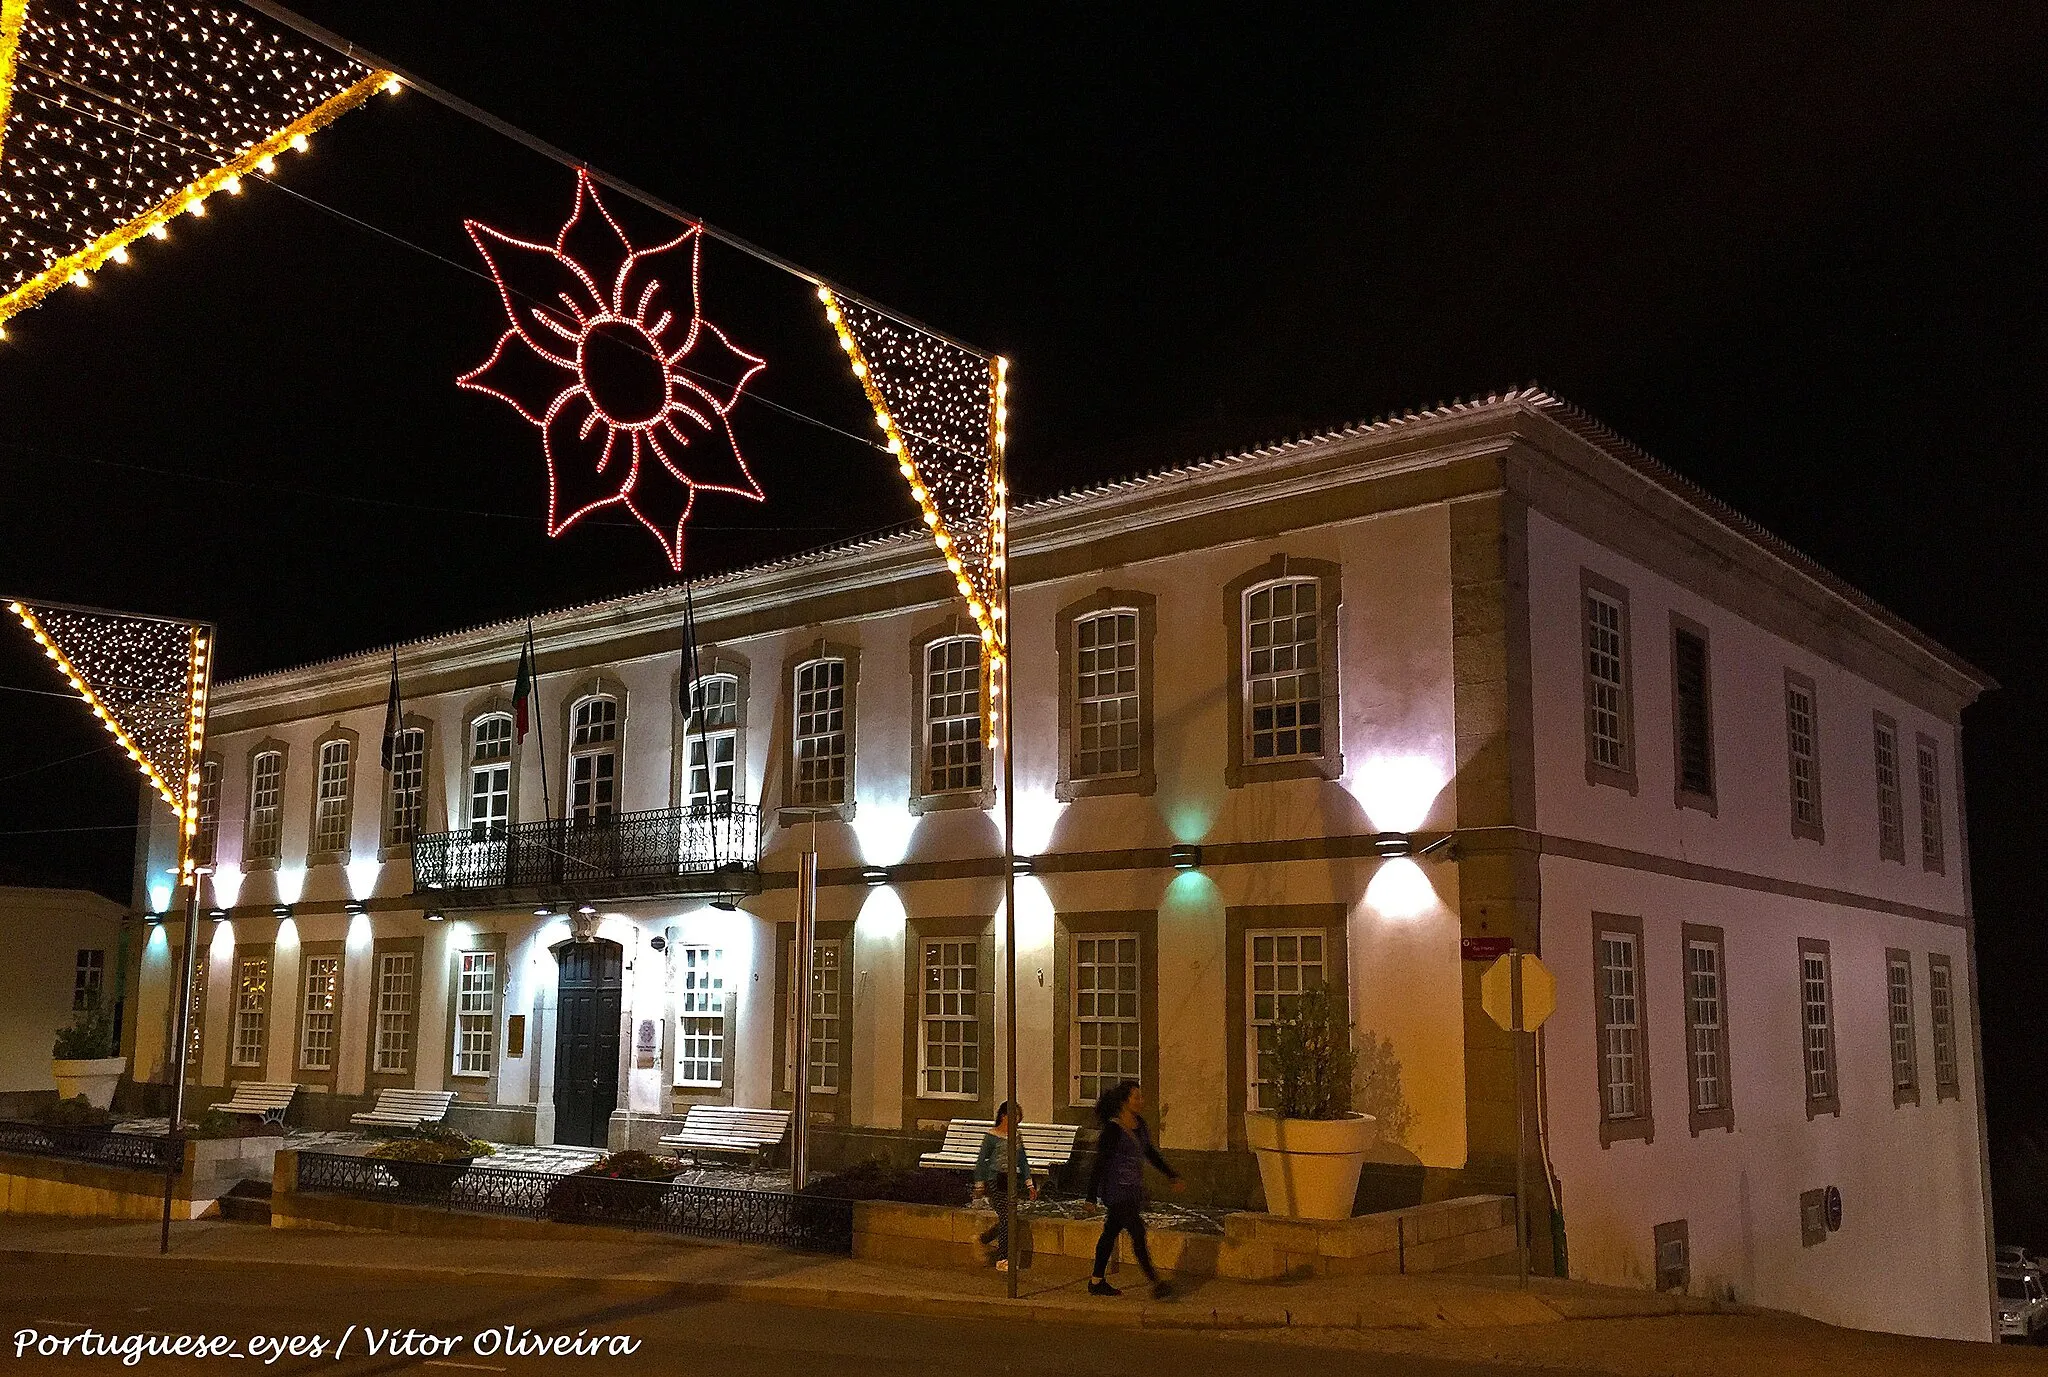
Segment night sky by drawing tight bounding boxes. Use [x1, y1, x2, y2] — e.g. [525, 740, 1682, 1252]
[2, 2, 2044, 1206]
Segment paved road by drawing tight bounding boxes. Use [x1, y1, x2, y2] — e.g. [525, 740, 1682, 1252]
[0, 1254, 1526, 1377]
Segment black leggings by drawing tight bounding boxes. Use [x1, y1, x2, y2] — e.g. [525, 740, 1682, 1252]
[1092, 1200, 1157, 1281]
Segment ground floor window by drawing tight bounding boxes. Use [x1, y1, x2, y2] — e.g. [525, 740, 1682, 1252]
[456, 950, 498, 1077]
[299, 956, 339, 1070]
[375, 952, 418, 1075]
[231, 954, 269, 1068]
[1246, 929, 1324, 1111]
[1072, 933, 1140, 1106]
[678, 945, 725, 1088]
[783, 939, 843, 1094]
[73, 949, 105, 1011]
[921, 938, 980, 1099]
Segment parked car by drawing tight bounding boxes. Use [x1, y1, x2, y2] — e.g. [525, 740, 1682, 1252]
[1999, 1245, 2037, 1271]
[1996, 1266, 2048, 1342]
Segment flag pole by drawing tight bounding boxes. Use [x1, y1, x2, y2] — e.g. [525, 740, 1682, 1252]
[160, 622, 214, 1254]
[530, 624, 552, 827]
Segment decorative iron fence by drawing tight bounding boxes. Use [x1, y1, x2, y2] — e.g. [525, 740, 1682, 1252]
[293, 1152, 854, 1254]
[0, 1120, 178, 1171]
[412, 803, 760, 897]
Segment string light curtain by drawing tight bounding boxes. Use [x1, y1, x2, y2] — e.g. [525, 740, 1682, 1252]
[9, 600, 210, 855]
[0, 0, 394, 329]
[820, 289, 1009, 664]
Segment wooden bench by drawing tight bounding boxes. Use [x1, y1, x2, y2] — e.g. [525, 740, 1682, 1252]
[349, 1089, 457, 1129]
[919, 1119, 1083, 1186]
[658, 1106, 792, 1167]
[213, 1082, 298, 1126]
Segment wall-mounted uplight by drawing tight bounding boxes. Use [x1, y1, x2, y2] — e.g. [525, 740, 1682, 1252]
[1371, 832, 1414, 859]
[576, 905, 597, 916]
[533, 905, 556, 917]
[709, 896, 740, 913]
[1011, 855, 1035, 876]
[270, 903, 293, 919]
[1168, 844, 1202, 871]
[144, 912, 165, 926]
[424, 910, 445, 923]
[343, 900, 368, 916]
[209, 909, 229, 923]
[860, 865, 891, 886]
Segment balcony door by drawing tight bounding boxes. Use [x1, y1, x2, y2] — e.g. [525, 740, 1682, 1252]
[552, 938, 623, 1148]
[569, 696, 619, 827]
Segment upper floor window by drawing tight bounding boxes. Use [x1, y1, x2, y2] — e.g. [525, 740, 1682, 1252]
[384, 727, 426, 849]
[1671, 621, 1714, 808]
[194, 760, 221, 866]
[247, 750, 283, 862]
[569, 695, 619, 825]
[1916, 734, 1945, 874]
[72, 948, 105, 1011]
[469, 713, 513, 839]
[1244, 579, 1323, 763]
[923, 637, 985, 795]
[1784, 673, 1824, 842]
[1074, 611, 1140, 781]
[312, 738, 353, 857]
[793, 658, 848, 808]
[686, 674, 740, 810]
[1887, 950, 1918, 1106]
[1873, 714, 1906, 864]
[1581, 571, 1634, 791]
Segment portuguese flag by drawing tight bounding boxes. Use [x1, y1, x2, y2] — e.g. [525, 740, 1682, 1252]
[513, 626, 535, 742]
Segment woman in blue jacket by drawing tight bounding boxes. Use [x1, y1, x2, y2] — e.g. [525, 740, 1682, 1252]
[1086, 1080, 1182, 1298]
[973, 1101, 1034, 1269]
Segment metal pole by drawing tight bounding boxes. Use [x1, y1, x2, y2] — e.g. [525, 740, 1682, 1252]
[1511, 945, 1529, 1289]
[1000, 601, 1020, 1299]
[160, 625, 212, 1254]
[792, 849, 816, 1192]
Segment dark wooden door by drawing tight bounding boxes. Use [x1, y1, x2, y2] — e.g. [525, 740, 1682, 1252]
[552, 939, 623, 1147]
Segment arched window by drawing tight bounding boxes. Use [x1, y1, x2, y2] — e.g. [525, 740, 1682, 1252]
[468, 713, 513, 840]
[569, 695, 620, 825]
[685, 674, 740, 809]
[247, 750, 284, 861]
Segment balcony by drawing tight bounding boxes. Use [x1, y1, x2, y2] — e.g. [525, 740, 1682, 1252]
[411, 804, 761, 909]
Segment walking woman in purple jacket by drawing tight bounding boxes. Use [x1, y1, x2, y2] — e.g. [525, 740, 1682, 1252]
[1085, 1080, 1183, 1298]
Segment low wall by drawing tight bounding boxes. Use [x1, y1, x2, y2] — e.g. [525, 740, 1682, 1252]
[0, 1136, 281, 1221]
[852, 1195, 1516, 1280]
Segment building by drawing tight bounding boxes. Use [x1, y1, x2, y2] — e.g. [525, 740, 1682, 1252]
[0, 885, 131, 1100]
[126, 389, 1992, 1338]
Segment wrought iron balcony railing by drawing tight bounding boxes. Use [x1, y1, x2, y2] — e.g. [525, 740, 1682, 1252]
[412, 803, 760, 901]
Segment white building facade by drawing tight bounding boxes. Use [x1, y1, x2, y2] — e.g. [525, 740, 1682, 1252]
[128, 390, 1992, 1338]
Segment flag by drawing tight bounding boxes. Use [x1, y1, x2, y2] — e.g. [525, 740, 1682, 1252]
[513, 627, 535, 742]
[380, 650, 402, 771]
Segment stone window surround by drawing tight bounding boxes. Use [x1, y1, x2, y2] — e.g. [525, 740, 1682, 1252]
[1222, 903, 1349, 1149]
[771, 918, 855, 1125]
[1668, 612, 1717, 815]
[1679, 921, 1733, 1136]
[293, 939, 345, 1092]
[307, 724, 362, 868]
[1872, 711, 1906, 866]
[379, 713, 435, 860]
[1580, 568, 1638, 794]
[1929, 952, 1960, 1102]
[1050, 909, 1160, 1126]
[460, 694, 521, 833]
[225, 941, 274, 1082]
[1783, 669, 1825, 844]
[900, 914, 996, 1129]
[1055, 589, 1159, 801]
[779, 639, 861, 825]
[242, 738, 290, 872]
[908, 614, 995, 814]
[365, 934, 426, 1094]
[1593, 912, 1653, 1147]
[673, 648, 750, 811]
[1916, 732, 1946, 875]
[1225, 553, 1344, 789]
[1799, 936, 1841, 1120]
[1885, 946, 1920, 1109]
[444, 930, 506, 1102]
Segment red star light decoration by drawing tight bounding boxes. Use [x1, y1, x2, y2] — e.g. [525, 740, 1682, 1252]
[458, 170, 767, 570]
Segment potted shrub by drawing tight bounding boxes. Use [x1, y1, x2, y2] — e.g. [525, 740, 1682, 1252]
[1243, 984, 1378, 1220]
[367, 1128, 494, 1194]
[51, 995, 125, 1111]
[549, 1150, 684, 1223]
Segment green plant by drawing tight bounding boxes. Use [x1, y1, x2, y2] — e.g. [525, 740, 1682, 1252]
[186, 1108, 272, 1139]
[801, 1158, 967, 1205]
[52, 995, 116, 1060]
[41, 1094, 111, 1127]
[1352, 1028, 1416, 1145]
[1271, 984, 1357, 1121]
[578, 1150, 684, 1181]
[368, 1134, 493, 1164]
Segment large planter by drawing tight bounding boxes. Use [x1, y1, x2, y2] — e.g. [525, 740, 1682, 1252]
[1244, 1111, 1377, 1220]
[51, 1056, 126, 1111]
[380, 1157, 474, 1195]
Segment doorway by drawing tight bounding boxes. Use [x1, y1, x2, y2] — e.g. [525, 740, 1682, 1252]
[551, 938, 623, 1148]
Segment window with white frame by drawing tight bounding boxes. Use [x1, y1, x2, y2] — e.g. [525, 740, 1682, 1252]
[686, 674, 739, 809]
[920, 939, 980, 1098]
[1685, 939, 1725, 1114]
[231, 954, 269, 1068]
[1801, 945, 1836, 1107]
[1598, 929, 1644, 1121]
[569, 696, 619, 825]
[384, 727, 425, 848]
[1244, 580, 1323, 762]
[299, 955, 339, 1070]
[72, 948, 104, 1011]
[1246, 929, 1325, 1110]
[1785, 676, 1822, 835]
[783, 939, 843, 1094]
[1074, 611, 1140, 780]
[678, 945, 725, 1087]
[195, 760, 221, 866]
[469, 714, 512, 839]
[313, 739, 352, 855]
[1585, 589, 1629, 772]
[793, 659, 847, 807]
[924, 637, 984, 794]
[455, 950, 497, 1076]
[1887, 952, 1917, 1096]
[1917, 737, 1945, 872]
[1930, 956, 1959, 1095]
[1874, 716, 1905, 862]
[247, 751, 283, 861]
[374, 952, 417, 1075]
[1073, 934, 1140, 1105]
[186, 959, 205, 1063]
